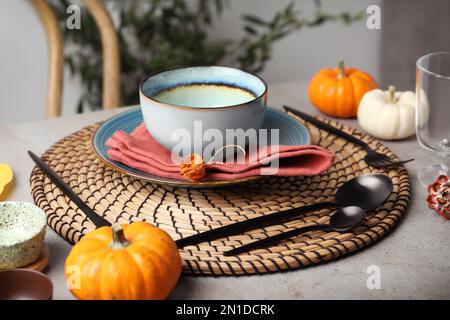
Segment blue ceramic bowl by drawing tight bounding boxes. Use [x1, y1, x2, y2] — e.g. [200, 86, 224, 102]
[139, 66, 268, 153]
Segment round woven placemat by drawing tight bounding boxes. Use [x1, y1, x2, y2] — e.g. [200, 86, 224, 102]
[30, 113, 410, 276]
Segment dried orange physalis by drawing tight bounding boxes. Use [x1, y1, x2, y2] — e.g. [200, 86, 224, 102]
[179, 153, 206, 181]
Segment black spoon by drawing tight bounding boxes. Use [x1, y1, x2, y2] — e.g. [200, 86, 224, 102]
[176, 174, 393, 248]
[224, 206, 365, 256]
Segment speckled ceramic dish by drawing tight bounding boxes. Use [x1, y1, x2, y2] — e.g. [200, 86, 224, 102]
[0, 201, 46, 269]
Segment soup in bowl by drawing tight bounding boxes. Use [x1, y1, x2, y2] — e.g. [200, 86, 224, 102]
[139, 66, 267, 159]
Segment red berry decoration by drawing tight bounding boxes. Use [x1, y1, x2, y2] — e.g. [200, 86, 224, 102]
[179, 153, 206, 181]
[427, 175, 450, 219]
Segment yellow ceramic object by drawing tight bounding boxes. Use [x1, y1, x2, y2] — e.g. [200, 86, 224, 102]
[0, 164, 14, 201]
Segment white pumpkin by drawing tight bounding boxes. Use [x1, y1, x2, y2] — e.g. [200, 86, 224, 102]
[357, 86, 419, 140]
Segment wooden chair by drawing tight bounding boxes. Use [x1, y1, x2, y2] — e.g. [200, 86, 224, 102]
[30, 0, 121, 118]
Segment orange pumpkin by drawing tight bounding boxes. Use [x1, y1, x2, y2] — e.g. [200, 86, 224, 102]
[309, 61, 378, 118]
[65, 222, 182, 300]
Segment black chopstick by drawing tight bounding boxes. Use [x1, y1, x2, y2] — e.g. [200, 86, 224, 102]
[283, 105, 368, 148]
[28, 151, 111, 228]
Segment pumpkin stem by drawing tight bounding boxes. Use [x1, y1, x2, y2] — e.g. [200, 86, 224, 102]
[110, 224, 130, 249]
[388, 85, 398, 103]
[337, 60, 346, 79]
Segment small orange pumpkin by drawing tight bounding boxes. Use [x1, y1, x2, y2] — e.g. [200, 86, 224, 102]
[65, 222, 182, 300]
[309, 61, 378, 118]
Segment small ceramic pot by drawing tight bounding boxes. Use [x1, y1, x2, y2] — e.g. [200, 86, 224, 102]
[0, 201, 46, 269]
[139, 66, 268, 157]
[0, 269, 53, 300]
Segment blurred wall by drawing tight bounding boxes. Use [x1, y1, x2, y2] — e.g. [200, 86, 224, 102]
[381, 0, 450, 90]
[0, 0, 380, 124]
[211, 0, 381, 84]
[0, 0, 83, 123]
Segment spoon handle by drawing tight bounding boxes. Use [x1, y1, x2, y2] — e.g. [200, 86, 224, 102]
[224, 224, 329, 256]
[176, 201, 335, 248]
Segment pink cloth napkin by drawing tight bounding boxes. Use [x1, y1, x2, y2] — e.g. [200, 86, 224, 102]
[106, 123, 335, 181]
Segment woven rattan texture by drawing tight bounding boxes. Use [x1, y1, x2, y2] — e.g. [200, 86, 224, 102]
[30, 115, 410, 276]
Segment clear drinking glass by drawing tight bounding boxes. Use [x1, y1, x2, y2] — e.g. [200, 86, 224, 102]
[416, 52, 450, 186]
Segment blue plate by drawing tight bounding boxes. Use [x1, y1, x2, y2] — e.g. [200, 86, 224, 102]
[93, 106, 310, 187]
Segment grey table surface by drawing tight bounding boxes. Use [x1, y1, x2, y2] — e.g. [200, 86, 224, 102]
[1, 80, 449, 300]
